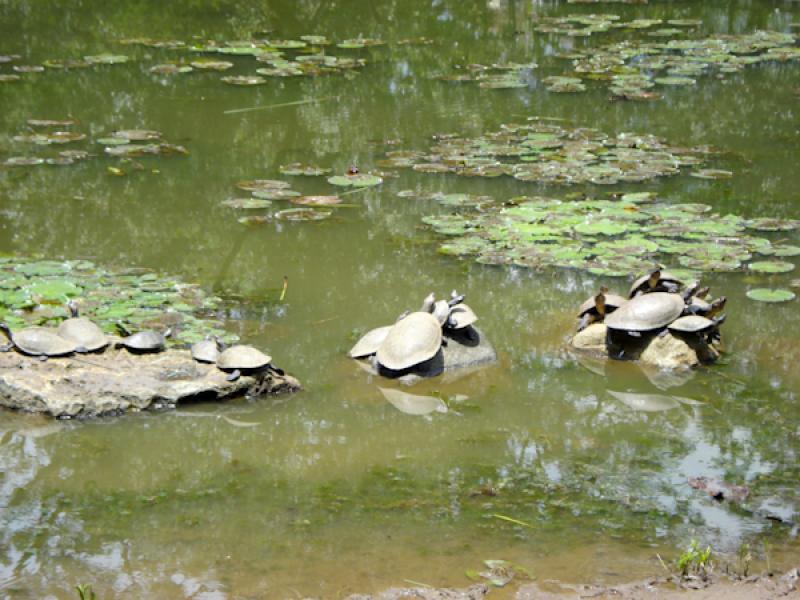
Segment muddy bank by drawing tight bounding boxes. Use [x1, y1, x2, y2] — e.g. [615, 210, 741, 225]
[336, 568, 799, 600]
[0, 346, 300, 418]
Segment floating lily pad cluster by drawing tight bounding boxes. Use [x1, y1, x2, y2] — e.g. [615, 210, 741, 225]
[558, 31, 799, 100]
[0, 258, 233, 344]
[533, 14, 699, 38]
[0, 52, 131, 82]
[3, 123, 188, 169]
[227, 169, 384, 224]
[382, 121, 710, 186]
[436, 62, 537, 89]
[422, 194, 800, 277]
[132, 36, 378, 81]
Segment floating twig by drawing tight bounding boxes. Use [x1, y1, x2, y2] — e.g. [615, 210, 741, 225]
[491, 513, 534, 528]
[224, 95, 338, 115]
[280, 275, 288, 301]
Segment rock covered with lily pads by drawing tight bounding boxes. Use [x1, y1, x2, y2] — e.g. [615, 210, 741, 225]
[0, 346, 300, 418]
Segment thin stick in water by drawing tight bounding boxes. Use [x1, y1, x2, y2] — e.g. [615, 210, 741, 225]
[224, 95, 338, 115]
[280, 276, 288, 301]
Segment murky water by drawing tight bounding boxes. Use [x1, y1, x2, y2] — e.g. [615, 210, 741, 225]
[1, 0, 799, 598]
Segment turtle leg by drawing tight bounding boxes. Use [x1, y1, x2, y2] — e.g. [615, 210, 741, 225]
[577, 313, 591, 332]
[74, 346, 89, 354]
[226, 369, 241, 382]
[38, 354, 49, 362]
[267, 364, 285, 377]
[0, 343, 12, 352]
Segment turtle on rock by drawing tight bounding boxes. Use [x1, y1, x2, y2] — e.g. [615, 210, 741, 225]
[0, 322, 81, 359]
[191, 336, 223, 363]
[605, 292, 685, 338]
[116, 323, 171, 353]
[577, 287, 626, 331]
[216, 344, 282, 381]
[629, 268, 684, 298]
[375, 311, 442, 372]
[57, 300, 109, 352]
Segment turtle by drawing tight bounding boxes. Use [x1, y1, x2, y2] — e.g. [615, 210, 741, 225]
[216, 344, 276, 381]
[57, 300, 109, 352]
[684, 295, 726, 317]
[349, 325, 392, 358]
[448, 290, 466, 307]
[375, 311, 442, 371]
[116, 324, 170, 353]
[0, 322, 79, 359]
[446, 304, 478, 330]
[669, 314, 726, 344]
[605, 292, 685, 336]
[577, 288, 627, 331]
[629, 268, 684, 298]
[431, 299, 451, 326]
[191, 336, 222, 363]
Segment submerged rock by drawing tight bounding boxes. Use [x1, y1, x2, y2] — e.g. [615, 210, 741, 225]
[639, 332, 699, 370]
[0, 346, 300, 418]
[571, 323, 606, 350]
[345, 583, 488, 600]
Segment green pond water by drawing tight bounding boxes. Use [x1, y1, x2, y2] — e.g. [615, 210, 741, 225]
[1, 0, 799, 597]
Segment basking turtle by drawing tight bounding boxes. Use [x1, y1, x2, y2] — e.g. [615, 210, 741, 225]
[57, 301, 109, 352]
[116, 324, 170, 353]
[191, 336, 222, 363]
[216, 344, 276, 381]
[629, 268, 684, 298]
[448, 290, 466, 306]
[685, 295, 726, 317]
[349, 325, 392, 359]
[0, 322, 79, 359]
[577, 288, 626, 331]
[375, 311, 442, 371]
[446, 304, 478, 330]
[431, 299, 451, 326]
[669, 314, 725, 344]
[605, 292, 685, 336]
[420, 292, 436, 313]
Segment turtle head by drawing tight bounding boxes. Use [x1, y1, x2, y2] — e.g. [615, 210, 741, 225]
[648, 268, 661, 288]
[66, 299, 79, 318]
[709, 296, 727, 317]
[420, 292, 436, 313]
[595, 291, 607, 315]
[213, 336, 227, 352]
[163, 328, 172, 339]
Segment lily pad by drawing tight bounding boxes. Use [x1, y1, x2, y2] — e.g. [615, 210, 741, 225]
[749, 261, 795, 274]
[327, 173, 383, 187]
[275, 208, 332, 221]
[746, 288, 796, 303]
[236, 179, 291, 192]
[220, 75, 266, 86]
[251, 188, 301, 200]
[279, 162, 332, 176]
[84, 54, 130, 65]
[291, 195, 341, 206]
[691, 168, 734, 180]
[221, 198, 273, 209]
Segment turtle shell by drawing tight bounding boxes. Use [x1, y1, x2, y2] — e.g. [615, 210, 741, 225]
[376, 312, 442, 371]
[447, 304, 478, 329]
[605, 292, 685, 332]
[348, 325, 391, 358]
[629, 270, 684, 297]
[191, 339, 220, 363]
[120, 331, 166, 351]
[9, 326, 77, 356]
[668, 315, 715, 333]
[57, 317, 109, 352]
[578, 292, 627, 317]
[217, 345, 272, 370]
[688, 296, 711, 313]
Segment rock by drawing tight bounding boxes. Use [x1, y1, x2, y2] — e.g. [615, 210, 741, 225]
[639, 332, 698, 370]
[688, 476, 750, 503]
[570, 323, 606, 350]
[0, 347, 300, 418]
[365, 326, 497, 385]
[344, 583, 488, 600]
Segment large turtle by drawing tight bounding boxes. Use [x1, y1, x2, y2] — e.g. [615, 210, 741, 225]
[216, 344, 279, 381]
[577, 288, 627, 331]
[116, 324, 170, 353]
[605, 292, 685, 335]
[375, 311, 442, 371]
[0, 323, 79, 359]
[57, 300, 109, 352]
[349, 325, 392, 359]
[629, 268, 684, 298]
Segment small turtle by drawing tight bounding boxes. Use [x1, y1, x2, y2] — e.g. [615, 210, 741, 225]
[669, 314, 725, 344]
[684, 295, 726, 317]
[216, 344, 276, 381]
[605, 292, 685, 336]
[0, 322, 79, 359]
[448, 290, 466, 307]
[577, 288, 626, 331]
[116, 324, 170, 353]
[191, 336, 222, 363]
[375, 311, 442, 371]
[629, 268, 684, 298]
[349, 326, 392, 358]
[446, 304, 478, 330]
[57, 300, 109, 352]
[431, 299, 450, 326]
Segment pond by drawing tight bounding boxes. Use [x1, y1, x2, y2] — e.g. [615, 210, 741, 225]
[0, 0, 799, 597]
